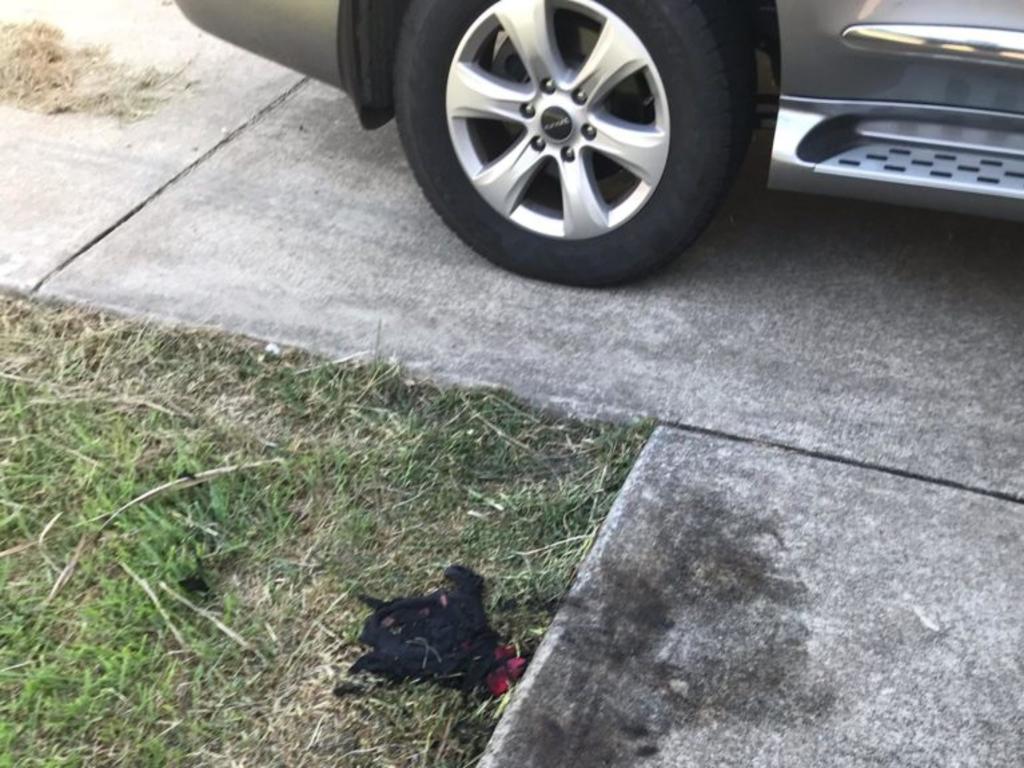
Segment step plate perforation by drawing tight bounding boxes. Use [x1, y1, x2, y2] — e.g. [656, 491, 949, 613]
[818, 143, 1024, 200]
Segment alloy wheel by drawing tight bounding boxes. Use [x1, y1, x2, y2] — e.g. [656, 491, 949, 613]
[445, 0, 671, 240]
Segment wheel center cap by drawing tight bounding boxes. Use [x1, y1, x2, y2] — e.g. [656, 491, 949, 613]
[541, 107, 574, 142]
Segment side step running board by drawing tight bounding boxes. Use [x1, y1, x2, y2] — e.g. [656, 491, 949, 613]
[770, 98, 1024, 221]
[822, 143, 1024, 197]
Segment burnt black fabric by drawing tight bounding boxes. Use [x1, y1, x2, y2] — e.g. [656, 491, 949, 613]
[349, 565, 505, 693]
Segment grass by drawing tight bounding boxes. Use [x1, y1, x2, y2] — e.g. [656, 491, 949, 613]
[0, 298, 649, 767]
[0, 22, 173, 120]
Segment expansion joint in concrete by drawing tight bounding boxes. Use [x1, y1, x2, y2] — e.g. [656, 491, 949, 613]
[30, 78, 310, 294]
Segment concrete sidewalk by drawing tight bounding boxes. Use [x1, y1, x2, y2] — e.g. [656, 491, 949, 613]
[0, 0, 300, 292]
[483, 428, 1024, 767]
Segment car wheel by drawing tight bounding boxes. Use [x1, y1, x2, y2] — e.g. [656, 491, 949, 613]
[395, 0, 754, 287]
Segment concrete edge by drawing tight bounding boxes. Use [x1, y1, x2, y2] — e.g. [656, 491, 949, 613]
[26, 290, 653, 429]
[18, 290, 1024, 507]
[479, 426, 677, 768]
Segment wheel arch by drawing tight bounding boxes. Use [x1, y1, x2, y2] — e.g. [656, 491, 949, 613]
[343, 0, 776, 129]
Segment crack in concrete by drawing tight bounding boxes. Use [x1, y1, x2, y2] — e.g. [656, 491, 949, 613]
[659, 419, 1024, 508]
[407, 372, 1023, 508]
[30, 77, 310, 294]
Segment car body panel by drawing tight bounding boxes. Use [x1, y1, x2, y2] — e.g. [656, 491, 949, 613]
[174, 0, 342, 86]
[776, 0, 1024, 114]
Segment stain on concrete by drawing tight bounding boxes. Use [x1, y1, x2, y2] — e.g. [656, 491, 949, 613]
[505, 492, 835, 766]
[486, 435, 1024, 768]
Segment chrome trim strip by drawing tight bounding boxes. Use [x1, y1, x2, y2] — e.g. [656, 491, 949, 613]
[842, 24, 1024, 68]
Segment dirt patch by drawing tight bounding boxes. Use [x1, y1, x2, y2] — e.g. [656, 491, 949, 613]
[0, 21, 174, 120]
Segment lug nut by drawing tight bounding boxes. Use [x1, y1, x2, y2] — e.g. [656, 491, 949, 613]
[531, 136, 547, 151]
[521, 103, 536, 118]
[581, 124, 596, 140]
[562, 147, 576, 162]
[573, 89, 588, 105]
[541, 78, 556, 94]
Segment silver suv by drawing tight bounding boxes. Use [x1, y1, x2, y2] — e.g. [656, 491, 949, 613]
[174, 0, 1024, 285]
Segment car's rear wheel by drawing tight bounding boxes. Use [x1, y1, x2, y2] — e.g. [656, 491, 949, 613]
[395, 0, 753, 286]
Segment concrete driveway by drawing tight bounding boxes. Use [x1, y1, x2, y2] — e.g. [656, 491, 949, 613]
[4, 2, 1023, 764]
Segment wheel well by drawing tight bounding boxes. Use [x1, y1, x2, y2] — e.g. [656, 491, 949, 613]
[754, 0, 781, 81]
[350, 0, 779, 129]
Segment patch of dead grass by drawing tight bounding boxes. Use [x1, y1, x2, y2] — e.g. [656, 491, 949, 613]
[0, 21, 174, 120]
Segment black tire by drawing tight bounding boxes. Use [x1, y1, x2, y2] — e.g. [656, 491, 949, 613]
[394, 0, 755, 287]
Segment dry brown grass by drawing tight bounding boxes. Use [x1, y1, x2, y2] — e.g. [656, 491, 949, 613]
[0, 21, 173, 120]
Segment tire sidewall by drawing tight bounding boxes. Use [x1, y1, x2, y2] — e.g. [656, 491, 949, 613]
[396, 0, 740, 286]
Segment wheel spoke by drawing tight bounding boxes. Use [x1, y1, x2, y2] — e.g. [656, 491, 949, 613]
[448, 62, 535, 122]
[559, 156, 609, 238]
[570, 18, 649, 103]
[471, 136, 547, 216]
[589, 114, 669, 185]
[492, 0, 566, 85]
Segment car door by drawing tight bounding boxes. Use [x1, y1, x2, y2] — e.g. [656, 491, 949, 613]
[776, 0, 1024, 113]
